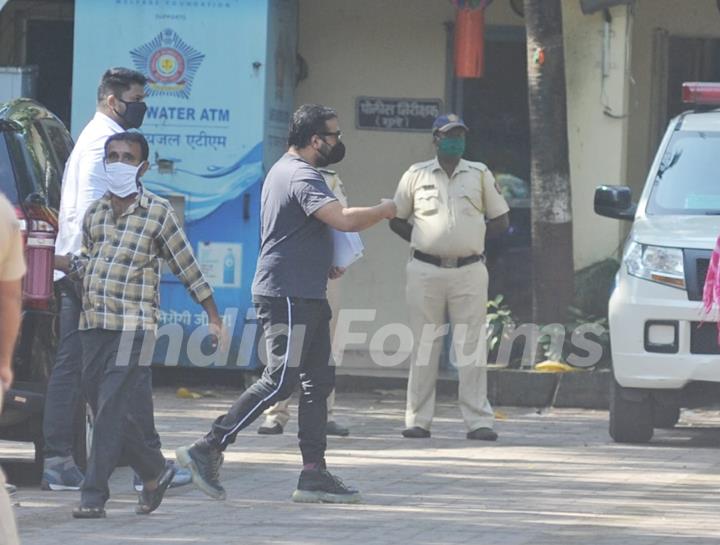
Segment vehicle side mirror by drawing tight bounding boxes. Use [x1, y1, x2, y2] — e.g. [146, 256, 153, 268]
[594, 185, 636, 221]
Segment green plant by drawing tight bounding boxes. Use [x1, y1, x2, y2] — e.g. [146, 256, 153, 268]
[486, 295, 516, 364]
[537, 306, 610, 368]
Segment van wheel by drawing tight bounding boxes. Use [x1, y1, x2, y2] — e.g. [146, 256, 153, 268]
[609, 378, 653, 443]
[653, 402, 680, 429]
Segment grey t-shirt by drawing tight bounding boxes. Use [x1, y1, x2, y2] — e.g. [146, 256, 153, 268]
[252, 153, 338, 299]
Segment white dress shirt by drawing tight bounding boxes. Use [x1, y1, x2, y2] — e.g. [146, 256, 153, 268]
[55, 112, 123, 279]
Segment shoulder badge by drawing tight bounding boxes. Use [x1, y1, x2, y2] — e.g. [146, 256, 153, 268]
[408, 159, 435, 173]
[465, 160, 488, 172]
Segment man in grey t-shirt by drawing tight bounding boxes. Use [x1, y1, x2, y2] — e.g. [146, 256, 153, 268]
[177, 104, 396, 504]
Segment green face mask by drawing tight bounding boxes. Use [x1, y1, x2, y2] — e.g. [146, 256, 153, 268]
[437, 136, 465, 158]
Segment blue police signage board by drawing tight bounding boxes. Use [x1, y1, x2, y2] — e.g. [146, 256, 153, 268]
[72, 0, 298, 368]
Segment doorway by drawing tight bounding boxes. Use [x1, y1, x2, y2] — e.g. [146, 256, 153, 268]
[25, 19, 74, 126]
[459, 26, 531, 320]
[667, 36, 720, 120]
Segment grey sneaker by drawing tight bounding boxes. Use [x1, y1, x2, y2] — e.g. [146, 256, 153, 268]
[292, 468, 361, 504]
[176, 440, 226, 500]
[41, 456, 84, 491]
[326, 420, 350, 437]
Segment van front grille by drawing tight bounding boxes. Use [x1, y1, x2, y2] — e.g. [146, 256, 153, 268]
[691, 321, 720, 354]
[683, 250, 712, 301]
[696, 259, 710, 298]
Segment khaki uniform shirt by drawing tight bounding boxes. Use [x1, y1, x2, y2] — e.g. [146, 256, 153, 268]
[0, 194, 26, 282]
[393, 158, 509, 258]
[319, 168, 348, 207]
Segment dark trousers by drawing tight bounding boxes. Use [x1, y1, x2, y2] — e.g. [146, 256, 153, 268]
[42, 283, 83, 458]
[43, 280, 161, 461]
[206, 296, 334, 465]
[80, 329, 165, 508]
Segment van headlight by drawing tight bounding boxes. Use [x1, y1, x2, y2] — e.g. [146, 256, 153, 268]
[624, 241, 685, 289]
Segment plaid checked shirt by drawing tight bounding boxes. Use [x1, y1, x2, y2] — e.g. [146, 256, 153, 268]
[71, 189, 213, 331]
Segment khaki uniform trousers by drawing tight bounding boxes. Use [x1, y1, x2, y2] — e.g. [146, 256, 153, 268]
[405, 258, 494, 431]
[0, 390, 20, 545]
[261, 276, 341, 427]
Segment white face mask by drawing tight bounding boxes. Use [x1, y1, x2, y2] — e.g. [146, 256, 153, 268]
[105, 162, 142, 197]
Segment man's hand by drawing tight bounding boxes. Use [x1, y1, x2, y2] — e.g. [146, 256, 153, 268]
[209, 318, 230, 352]
[380, 199, 397, 219]
[0, 362, 13, 391]
[329, 266, 346, 280]
[54, 255, 71, 273]
[201, 297, 229, 351]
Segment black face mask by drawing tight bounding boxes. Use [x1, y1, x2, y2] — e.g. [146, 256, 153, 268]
[115, 99, 147, 129]
[316, 138, 346, 167]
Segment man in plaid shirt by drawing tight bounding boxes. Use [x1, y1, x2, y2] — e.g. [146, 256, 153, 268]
[56, 132, 224, 518]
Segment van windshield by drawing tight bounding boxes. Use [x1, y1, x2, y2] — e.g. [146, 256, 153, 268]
[647, 131, 720, 215]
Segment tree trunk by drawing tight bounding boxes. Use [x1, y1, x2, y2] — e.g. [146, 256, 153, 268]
[523, 0, 574, 325]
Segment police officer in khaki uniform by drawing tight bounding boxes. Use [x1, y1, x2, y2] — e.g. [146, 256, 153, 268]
[257, 168, 350, 437]
[390, 114, 509, 440]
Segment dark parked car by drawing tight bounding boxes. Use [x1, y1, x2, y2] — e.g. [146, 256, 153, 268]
[0, 98, 86, 469]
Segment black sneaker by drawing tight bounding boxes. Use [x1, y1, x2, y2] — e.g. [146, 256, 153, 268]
[292, 468, 361, 504]
[466, 427, 498, 441]
[72, 506, 106, 519]
[326, 420, 350, 437]
[175, 440, 226, 500]
[136, 463, 176, 515]
[402, 426, 431, 439]
[257, 422, 283, 435]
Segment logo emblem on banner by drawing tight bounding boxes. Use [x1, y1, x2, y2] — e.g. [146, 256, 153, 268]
[130, 29, 205, 99]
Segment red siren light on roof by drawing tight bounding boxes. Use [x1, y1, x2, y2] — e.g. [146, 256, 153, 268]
[682, 82, 720, 106]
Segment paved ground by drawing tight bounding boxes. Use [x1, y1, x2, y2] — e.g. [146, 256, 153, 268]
[2, 387, 720, 545]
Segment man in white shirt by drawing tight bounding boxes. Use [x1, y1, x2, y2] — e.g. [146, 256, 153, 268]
[42, 67, 151, 490]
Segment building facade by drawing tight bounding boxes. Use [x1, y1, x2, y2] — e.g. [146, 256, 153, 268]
[1, 0, 718, 372]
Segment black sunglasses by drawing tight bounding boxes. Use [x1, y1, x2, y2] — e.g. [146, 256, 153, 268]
[317, 131, 342, 139]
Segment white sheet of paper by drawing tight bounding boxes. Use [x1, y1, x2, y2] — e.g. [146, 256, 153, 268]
[332, 229, 364, 268]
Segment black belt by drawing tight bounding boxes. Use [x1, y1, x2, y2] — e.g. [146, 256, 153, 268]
[412, 250, 484, 268]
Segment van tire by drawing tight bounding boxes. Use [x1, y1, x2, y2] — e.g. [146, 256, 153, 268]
[609, 378, 654, 443]
[652, 402, 681, 429]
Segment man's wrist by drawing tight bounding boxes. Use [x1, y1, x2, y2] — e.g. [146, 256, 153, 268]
[206, 309, 222, 325]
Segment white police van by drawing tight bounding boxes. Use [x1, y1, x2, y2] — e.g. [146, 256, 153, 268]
[595, 82, 720, 443]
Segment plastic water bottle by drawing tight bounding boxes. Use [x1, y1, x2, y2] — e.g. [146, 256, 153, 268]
[223, 248, 235, 284]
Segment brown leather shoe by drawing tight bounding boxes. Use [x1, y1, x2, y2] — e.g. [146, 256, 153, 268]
[466, 427, 498, 441]
[402, 426, 431, 438]
[136, 463, 175, 515]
